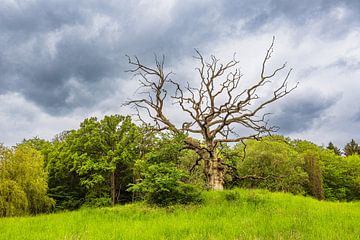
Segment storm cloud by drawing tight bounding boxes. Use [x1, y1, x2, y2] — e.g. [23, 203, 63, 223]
[271, 91, 341, 133]
[0, 0, 360, 146]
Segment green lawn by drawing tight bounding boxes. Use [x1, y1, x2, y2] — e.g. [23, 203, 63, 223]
[1, 189, 359, 240]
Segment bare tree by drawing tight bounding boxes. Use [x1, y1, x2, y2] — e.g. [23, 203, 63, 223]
[125, 37, 297, 190]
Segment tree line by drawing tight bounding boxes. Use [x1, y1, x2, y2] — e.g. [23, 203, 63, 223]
[1, 114, 360, 217]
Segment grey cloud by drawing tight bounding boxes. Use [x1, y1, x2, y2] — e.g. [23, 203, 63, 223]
[352, 109, 360, 122]
[271, 92, 341, 134]
[221, 0, 360, 37]
[0, 0, 359, 116]
[0, 1, 90, 36]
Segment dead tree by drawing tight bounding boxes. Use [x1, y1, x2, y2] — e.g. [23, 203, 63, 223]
[125, 37, 297, 190]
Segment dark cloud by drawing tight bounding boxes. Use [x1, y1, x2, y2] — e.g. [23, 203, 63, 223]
[271, 92, 341, 134]
[0, 0, 359, 116]
[221, 0, 360, 38]
[0, 1, 87, 34]
[352, 109, 360, 122]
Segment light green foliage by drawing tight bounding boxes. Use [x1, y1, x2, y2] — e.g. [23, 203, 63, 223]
[321, 150, 360, 201]
[142, 132, 186, 165]
[233, 137, 308, 194]
[0, 179, 28, 217]
[22, 137, 52, 166]
[0, 144, 54, 217]
[291, 139, 320, 154]
[1, 189, 360, 240]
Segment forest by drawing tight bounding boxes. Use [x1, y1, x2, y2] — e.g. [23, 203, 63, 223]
[1, 114, 360, 217]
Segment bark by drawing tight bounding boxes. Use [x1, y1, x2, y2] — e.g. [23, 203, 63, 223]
[204, 149, 224, 190]
[208, 160, 224, 190]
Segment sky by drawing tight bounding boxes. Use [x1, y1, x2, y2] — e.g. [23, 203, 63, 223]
[0, 0, 360, 148]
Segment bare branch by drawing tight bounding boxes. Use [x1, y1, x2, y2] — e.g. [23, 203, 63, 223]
[125, 38, 296, 190]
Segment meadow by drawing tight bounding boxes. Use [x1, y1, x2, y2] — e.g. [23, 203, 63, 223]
[1, 188, 359, 240]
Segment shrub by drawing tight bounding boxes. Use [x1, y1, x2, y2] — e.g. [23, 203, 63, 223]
[128, 163, 202, 206]
[234, 138, 308, 195]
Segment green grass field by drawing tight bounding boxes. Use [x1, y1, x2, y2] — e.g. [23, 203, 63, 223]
[1, 189, 359, 240]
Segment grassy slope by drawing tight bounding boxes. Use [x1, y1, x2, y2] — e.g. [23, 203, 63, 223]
[1, 189, 359, 240]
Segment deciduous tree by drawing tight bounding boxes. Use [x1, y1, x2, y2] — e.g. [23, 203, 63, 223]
[126, 38, 297, 190]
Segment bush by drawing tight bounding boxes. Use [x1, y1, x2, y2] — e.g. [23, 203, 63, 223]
[234, 138, 308, 195]
[321, 151, 360, 201]
[128, 163, 202, 206]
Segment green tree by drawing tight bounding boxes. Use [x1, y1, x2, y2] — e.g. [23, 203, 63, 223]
[0, 179, 29, 217]
[0, 144, 54, 217]
[46, 115, 149, 209]
[233, 137, 308, 195]
[343, 139, 360, 156]
[46, 134, 86, 210]
[303, 151, 325, 200]
[22, 137, 52, 165]
[67, 115, 141, 206]
[327, 142, 342, 156]
[292, 140, 325, 200]
[321, 150, 360, 201]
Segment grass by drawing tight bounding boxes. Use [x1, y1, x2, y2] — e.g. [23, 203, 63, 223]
[1, 188, 360, 239]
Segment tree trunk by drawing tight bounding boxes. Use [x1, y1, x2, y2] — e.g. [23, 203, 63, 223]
[111, 172, 116, 205]
[205, 149, 224, 190]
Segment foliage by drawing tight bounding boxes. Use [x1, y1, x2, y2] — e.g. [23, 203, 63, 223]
[127, 132, 203, 206]
[303, 151, 324, 200]
[3, 108, 360, 217]
[128, 162, 202, 206]
[22, 137, 52, 165]
[232, 137, 308, 195]
[343, 139, 360, 156]
[321, 150, 360, 201]
[142, 132, 186, 165]
[292, 140, 325, 200]
[46, 133, 86, 210]
[0, 144, 54, 217]
[327, 142, 342, 156]
[0, 179, 28, 217]
[46, 115, 142, 208]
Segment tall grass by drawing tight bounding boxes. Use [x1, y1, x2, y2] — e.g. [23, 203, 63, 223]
[1, 189, 359, 239]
